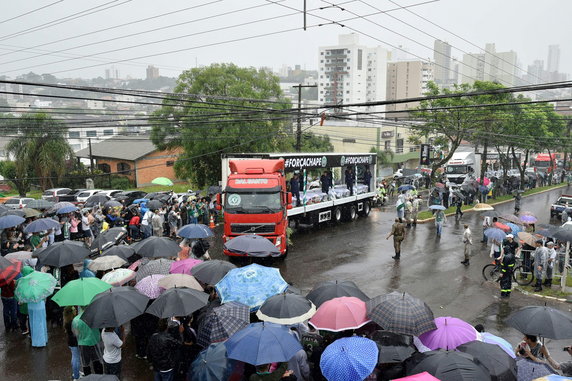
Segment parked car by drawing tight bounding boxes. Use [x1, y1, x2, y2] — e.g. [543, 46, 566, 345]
[76, 190, 103, 203]
[114, 191, 147, 206]
[57, 189, 87, 204]
[4, 197, 34, 209]
[41, 188, 72, 201]
[98, 190, 123, 198]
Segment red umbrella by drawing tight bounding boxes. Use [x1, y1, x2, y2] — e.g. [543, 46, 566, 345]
[493, 222, 511, 233]
[0, 257, 22, 287]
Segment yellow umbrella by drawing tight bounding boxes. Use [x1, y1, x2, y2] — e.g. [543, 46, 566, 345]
[473, 203, 494, 211]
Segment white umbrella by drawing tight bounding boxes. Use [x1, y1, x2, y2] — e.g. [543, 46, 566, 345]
[158, 273, 203, 291]
[89, 255, 127, 271]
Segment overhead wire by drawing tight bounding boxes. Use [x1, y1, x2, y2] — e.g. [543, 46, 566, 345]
[0, 0, 65, 26]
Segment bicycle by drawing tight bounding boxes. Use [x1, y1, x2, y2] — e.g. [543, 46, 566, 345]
[481, 257, 534, 286]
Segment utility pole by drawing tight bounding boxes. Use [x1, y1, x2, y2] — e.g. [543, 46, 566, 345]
[293, 83, 317, 152]
[88, 138, 94, 174]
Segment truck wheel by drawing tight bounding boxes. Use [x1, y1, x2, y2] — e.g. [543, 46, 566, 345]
[343, 205, 357, 221]
[333, 207, 342, 223]
[359, 201, 371, 217]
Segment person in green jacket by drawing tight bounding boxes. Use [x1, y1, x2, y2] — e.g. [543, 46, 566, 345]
[72, 311, 103, 375]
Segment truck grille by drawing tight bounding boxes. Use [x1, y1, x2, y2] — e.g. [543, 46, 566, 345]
[231, 224, 275, 234]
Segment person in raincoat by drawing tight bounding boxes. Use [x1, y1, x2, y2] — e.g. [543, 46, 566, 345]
[80, 259, 96, 278]
[25, 277, 48, 347]
[499, 236, 516, 298]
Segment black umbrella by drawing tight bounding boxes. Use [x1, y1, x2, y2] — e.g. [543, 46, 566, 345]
[0, 209, 26, 217]
[132, 236, 180, 258]
[90, 227, 128, 253]
[256, 293, 316, 325]
[81, 286, 149, 328]
[84, 194, 110, 207]
[306, 280, 369, 308]
[103, 200, 122, 208]
[370, 331, 416, 364]
[101, 245, 136, 261]
[34, 241, 91, 267]
[552, 225, 572, 242]
[223, 234, 280, 257]
[26, 199, 54, 210]
[406, 350, 491, 381]
[191, 260, 237, 285]
[146, 287, 209, 318]
[505, 305, 572, 339]
[146, 200, 163, 211]
[457, 340, 517, 381]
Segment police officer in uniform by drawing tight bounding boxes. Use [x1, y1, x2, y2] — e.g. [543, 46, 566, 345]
[386, 218, 405, 260]
[500, 237, 517, 298]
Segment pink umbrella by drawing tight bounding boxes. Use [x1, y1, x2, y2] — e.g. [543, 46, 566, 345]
[169, 258, 203, 275]
[418, 316, 477, 350]
[135, 274, 166, 299]
[309, 296, 370, 332]
[476, 177, 491, 186]
[393, 372, 440, 381]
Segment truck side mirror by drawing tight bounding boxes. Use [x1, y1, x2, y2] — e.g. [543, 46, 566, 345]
[287, 192, 293, 210]
[216, 193, 222, 210]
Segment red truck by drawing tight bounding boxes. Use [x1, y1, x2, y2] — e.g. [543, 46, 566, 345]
[533, 153, 557, 174]
[219, 153, 377, 257]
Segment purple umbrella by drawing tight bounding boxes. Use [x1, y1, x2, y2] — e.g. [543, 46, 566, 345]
[418, 316, 477, 350]
[169, 258, 203, 275]
[135, 274, 166, 299]
[520, 215, 538, 223]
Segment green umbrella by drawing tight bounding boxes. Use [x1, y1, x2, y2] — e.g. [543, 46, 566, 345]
[151, 177, 174, 186]
[15, 271, 57, 303]
[52, 277, 112, 307]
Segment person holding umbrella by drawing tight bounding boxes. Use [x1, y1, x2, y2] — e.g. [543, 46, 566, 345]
[516, 334, 559, 369]
[72, 311, 104, 375]
[387, 218, 405, 260]
[434, 209, 446, 238]
[101, 326, 124, 378]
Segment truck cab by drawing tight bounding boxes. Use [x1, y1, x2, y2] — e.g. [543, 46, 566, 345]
[221, 159, 290, 256]
[445, 150, 479, 184]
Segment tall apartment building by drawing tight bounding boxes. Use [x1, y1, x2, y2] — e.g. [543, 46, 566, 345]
[433, 40, 452, 87]
[146, 65, 160, 80]
[385, 60, 433, 153]
[318, 34, 388, 113]
[547, 45, 560, 73]
[461, 43, 518, 86]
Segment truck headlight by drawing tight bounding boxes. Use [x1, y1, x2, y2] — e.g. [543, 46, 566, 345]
[275, 237, 282, 247]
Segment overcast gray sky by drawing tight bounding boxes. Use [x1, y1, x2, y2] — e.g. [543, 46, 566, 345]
[0, 0, 569, 80]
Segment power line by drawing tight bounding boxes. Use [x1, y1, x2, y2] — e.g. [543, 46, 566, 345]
[0, 0, 64, 25]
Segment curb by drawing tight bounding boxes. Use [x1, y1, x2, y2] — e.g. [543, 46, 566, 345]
[415, 183, 568, 224]
[514, 285, 568, 302]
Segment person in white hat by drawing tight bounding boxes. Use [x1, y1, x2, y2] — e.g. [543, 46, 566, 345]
[544, 241, 557, 288]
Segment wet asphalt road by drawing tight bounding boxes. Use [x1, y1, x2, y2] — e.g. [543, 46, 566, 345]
[3, 186, 572, 380]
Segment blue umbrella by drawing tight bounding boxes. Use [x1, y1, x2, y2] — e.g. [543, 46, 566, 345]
[23, 217, 60, 233]
[484, 227, 507, 242]
[56, 205, 79, 214]
[320, 336, 379, 381]
[505, 222, 522, 235]
[215, 264, 288, 311]
[224, 322, 302, 366]
[429, 205, 446, 211]
[398, 184, 414, 192]
[190, 342, 241, 381]
[177, 223, 214, 239]
[480, 332, 516, 359]
[0, 215, 25, 229]
[516, 358, 554, 381]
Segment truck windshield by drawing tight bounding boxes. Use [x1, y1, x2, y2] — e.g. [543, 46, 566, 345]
[534, 161, 550, 167]
[446, 165, 467, 174]
[225, 191, 282, 214]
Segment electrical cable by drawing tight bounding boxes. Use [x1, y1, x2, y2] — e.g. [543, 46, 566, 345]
[0, 1, 65, 26]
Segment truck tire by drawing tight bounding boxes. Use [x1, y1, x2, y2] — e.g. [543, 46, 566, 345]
[343, 205, 357, 221]
[333, 207, 342, 223]
[359, 201, 371, 217]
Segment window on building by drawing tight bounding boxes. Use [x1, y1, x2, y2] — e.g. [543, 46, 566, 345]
[396, 139, 404, 153]
[103, 129, 113, 136]
[166, 161, 175, 167]
[98, 163, 111, 173]
[357, 49, 363, 70]
[384, 141, 391, 151]
[68, 131, 80, 138]
[117, 162, 131, 174]
[86, 130, 97, 137]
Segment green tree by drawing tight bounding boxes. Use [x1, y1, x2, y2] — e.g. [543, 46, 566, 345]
[5, 113, 74, 193]
[151, 64, 291, 187]
[0, 160, 31, 196]
[409, 82, 480, 182]
[281, 132, 333, 152]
